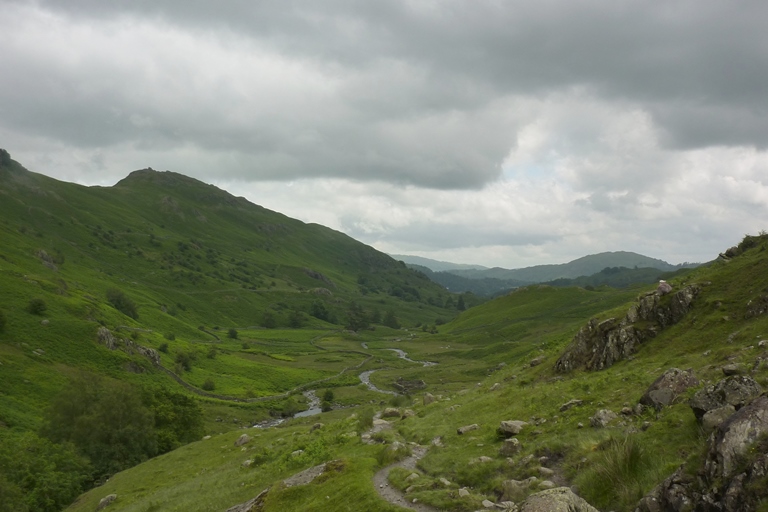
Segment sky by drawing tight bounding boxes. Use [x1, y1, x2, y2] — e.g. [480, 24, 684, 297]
[2, 1, 768, 268]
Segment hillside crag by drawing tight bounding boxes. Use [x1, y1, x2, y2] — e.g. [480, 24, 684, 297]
[555, 284, 701, 372]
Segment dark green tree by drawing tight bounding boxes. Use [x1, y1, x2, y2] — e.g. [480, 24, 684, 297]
[27, 298, 47, 315]
[288, 309, 304, 328]
[43, 373, 157, 481]
[262, 311, 277, 329]
[345, 302, 369, 331]
[106, 288, 138, 319]
[310, 301, 329, 321]
[457, 294, 466, 311]
[383, 310, 400, 329]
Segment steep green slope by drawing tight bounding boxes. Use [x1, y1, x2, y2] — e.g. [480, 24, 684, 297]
[58, 234, 768, 512]
[0, 152, 461, 509]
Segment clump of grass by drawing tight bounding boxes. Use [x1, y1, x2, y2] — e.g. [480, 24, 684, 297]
[376, 441, 411, 466]
[578, 435, 660, 510]
[357, 407, 375, 430]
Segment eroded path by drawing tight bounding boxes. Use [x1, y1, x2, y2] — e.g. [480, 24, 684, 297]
[372, 446, 437, 511]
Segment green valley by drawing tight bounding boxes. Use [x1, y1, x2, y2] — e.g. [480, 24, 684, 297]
[3, 152, 768, 512]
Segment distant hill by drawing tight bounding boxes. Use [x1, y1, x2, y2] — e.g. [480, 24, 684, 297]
[447, 251, 698, 282]
[391, 254, 488, 272]
[409, 264, 531, 296]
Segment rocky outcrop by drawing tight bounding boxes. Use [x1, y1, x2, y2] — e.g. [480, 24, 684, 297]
[689, 375, 762, 422]
[639, 368, 699, 410]
[555, 285, 700, 372]
[637, 395, 768, 512]
[519, 487, 598, 512]
[225, 489, 269, 512]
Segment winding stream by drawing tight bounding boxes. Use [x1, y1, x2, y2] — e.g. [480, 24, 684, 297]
[384, 348, 437, 367]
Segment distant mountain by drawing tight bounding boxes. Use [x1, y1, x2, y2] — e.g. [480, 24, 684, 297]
[447, 251, 697, 282]
[391, 254, 488, 272]
[408, 264, 531, 297]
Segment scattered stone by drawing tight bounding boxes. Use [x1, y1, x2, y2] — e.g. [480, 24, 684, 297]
[539, 480, 556, 489]
[472, 456, 493, 464]
[634, 403, 645, 415]
[406, 472, 420, 482]
[439, 477, 451, 487]
[202, 435, 211, 440]
[381, 407, 400, 418]
[518, 487, 598, 512]
[499, 438, 522, 457]
[538, 467, 554, 477]
[457, 424, 479, 435]
[242, 459, 253, 467]
[482, 499, 496, 508]
[310, 422, 324, 432]
[423, 393, 436, 405]
[722, 363, 742, 376]
[431, 436, 444, 447]
[234, 434, 251, 447]
[291, 449, 304, 457]
[498, 420, 528, 437]
[458, 487, 470, 497]
[40, 319, 49, 325]
[559, 399, 583, 412]
[501, 477, 538, 501]
[401, 409, 416, 419]
[490, 382, 501, 391]
[577, 422, 584, 429]
[96, 494, 117, 511]
[641, 421, 651, 431]
[620, 407, 633, 415]
[639, 368, 699, 410]
[759, 340, 768, 348]
[529, 356, 545, 367]
[590, 409, 617, 428]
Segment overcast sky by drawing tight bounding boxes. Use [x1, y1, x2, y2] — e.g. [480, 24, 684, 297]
[3, 1, 768, 268]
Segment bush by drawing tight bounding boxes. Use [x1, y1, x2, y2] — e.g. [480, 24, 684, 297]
[158, 343, 168, 353]
[175, 352, 193, 372]
[201, 379, 215, 391]
[206, 347, 216, 359]
[164, 332, 176, 341]
[0, 309, 6, 332]
[357, 407, 375, 430]
[27, 298, 47, 315]
[323, 389, 335, 402]
[227, 328, 238, 339]
[106, 288, 138, 319]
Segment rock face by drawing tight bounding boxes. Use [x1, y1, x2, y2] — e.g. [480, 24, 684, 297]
[555, 285, 700, 372]
[639, 368, 699, 410]
[689, 375, 763, 421]
[519, 487, 598, 512]
[638, 395, 768, 512]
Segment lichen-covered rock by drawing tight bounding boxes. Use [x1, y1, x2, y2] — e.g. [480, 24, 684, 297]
[555, 285, 700, 372]
[96, 494, 117, 511]
[639, 368, 699, 410]
[457, 423, 479, 435]
[638, 395, 768, 512]
[689, 375, 762, 421]
[518, 487, 598, 512]
[702, 405, 736, 434]
[559, 399, 583, 412]
[590, 409, 617, 428]
[234, 434, 251, 447]
[499, 438, 522, 457]
[381, 407, 401, 418]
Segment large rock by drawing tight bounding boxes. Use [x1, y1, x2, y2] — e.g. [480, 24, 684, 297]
[234, 434, 251, 447]
[96, 494, 117, 511]
[498, 420, 528, 437]
[639, 368, 699, 410]
[638, 395, 768, 512]
[689, 375, 762, 421]
[519, 487, 598, 512]
[555, 285, 700, 372]
[499, 438, 522, 457]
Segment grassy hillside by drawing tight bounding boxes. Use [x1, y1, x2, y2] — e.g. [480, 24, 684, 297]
[56, 233, 768, 512]
[0, 153, 463, 510]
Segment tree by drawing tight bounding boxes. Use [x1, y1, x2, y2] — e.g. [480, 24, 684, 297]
[345, 302, 369, 331]
[106, 288, 138, 319]
[0, 431, 91, 512]
[27, 298, 47, 315]
[323, 389, 335, 402]
[288, 309, 304, 328]
[43, 373, 157, 481]
[262, 311, 277, 329]
[311, 301, 330, 322]
[457, 294, 466, 311]
[202, 379, 215, 391]
[383, 310, 400, 329]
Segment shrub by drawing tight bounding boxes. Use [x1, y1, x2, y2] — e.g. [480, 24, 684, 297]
[158, 343, 169, 353]
[321, 401, 332, 412]
[201, 379, 215, 391]
[175, 352, 193, 372]
[106, 288, 138, 319]
[227, 328, 238, 339]
[206, 347, 216, 359]
[357, 407, 375, 430]
[27, 298, 47, 315]
[164, 332, 176, 341]
[323, 389, 335, 402]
